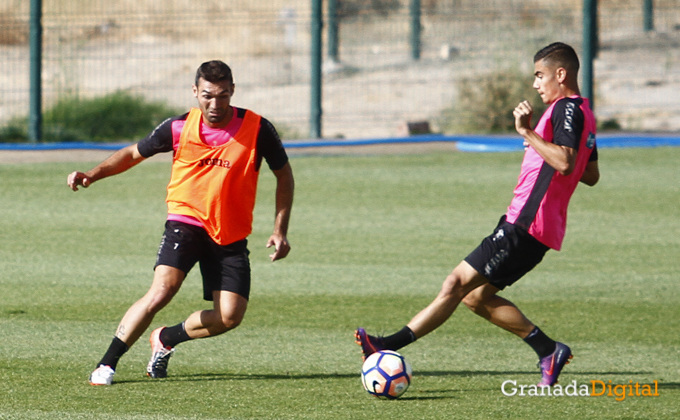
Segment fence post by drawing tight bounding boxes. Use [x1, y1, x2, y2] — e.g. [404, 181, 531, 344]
[643, 0, 654, 32]
[328, 0, 339, 63]
[29, 0, 42, 142]
[582, 0, 597, 109]
[410, 0, 421, 60]
[310, 0, 323, 139]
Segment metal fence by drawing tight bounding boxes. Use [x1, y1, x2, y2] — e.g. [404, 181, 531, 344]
[2, 0, 680, 140]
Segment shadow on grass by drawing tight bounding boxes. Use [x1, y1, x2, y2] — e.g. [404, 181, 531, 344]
[399, 391, 461, 401]
[114, 368, 652, 386]
[417, 370, 651, 378]
[114, 372, 357, 384]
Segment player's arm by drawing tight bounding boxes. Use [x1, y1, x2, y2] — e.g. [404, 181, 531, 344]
[514, 100, 576, 176]
[67, 144, 146, 191]
[257, 116, 295, 262]
[579, 141, 599, 187]
[267, 162, 294, 262]
[580, 160, 599, 186]
[67, 115, 179, 191]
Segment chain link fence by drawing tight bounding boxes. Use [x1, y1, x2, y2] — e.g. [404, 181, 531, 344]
[1, 0, 680, 140]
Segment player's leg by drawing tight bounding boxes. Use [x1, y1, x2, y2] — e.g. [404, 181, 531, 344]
[355, 261, 487, 358]
[407, 261, 487, 338]
[153, 291, 247, 350]
[90, 265, 185, 385]
[118, 265, 186, 345]
[462, 283, 535, 338]
[184, 242, 251, 337]
[461, 228, 572, 387]
[179, 244, 250, 338]
[147, 241, 250, 378]
[355, 217, 516, 358]
[183, 290, 248, 338]
[146, 290, 248, 379]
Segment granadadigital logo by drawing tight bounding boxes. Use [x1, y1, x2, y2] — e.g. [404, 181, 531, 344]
[501, 380, 660, 402]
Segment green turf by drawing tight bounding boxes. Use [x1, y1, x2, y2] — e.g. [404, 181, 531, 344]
[0, 148, 678, 419]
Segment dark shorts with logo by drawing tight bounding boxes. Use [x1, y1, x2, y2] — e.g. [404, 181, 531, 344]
[155, 220, 251, 301]
[464, 216, 550, 290]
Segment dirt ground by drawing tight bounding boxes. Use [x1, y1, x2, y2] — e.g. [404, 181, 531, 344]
[3, 3, 680, 140]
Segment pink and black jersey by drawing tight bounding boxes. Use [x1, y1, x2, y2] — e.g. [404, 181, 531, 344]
[505, 96, 597, 250]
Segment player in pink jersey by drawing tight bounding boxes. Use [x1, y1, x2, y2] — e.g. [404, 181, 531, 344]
[356, 42, 599, 387]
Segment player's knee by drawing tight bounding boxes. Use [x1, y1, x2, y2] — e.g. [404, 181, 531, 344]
[462, 290, 483, 313]
[218, 312, 243, 332]
[439, 274, 466, 301]
[144, 286, 179, 314]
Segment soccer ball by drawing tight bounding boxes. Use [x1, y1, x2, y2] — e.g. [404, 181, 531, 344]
[361, 350, 412, 399]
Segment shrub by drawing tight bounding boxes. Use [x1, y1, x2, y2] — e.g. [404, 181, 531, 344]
[0, 119, 28, 142]
[439, 69, 548, 134]
[0, 91, 181, 143]
[598, 118, 621, 131]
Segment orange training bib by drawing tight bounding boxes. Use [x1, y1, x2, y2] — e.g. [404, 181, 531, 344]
[166, 107, 262, 245]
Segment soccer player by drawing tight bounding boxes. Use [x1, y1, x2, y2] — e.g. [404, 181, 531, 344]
[355, 42, 599, 387]
[68, 60, 294, 386]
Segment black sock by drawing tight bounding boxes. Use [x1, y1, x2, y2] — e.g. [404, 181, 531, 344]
[382, 326, 417, 351]
[98, 336, 129, 370]
[523, 327, 557, 359]
[159, 322, 192, 348]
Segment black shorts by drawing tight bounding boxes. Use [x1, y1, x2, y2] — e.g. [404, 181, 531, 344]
[155, 220, 251, 301]
[464, 216, 550, 290]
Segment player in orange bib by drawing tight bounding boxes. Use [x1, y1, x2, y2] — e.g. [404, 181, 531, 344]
[68, 61, 294, 386]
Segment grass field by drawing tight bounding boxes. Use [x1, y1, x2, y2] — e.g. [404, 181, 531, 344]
[0, 147, 679, 419]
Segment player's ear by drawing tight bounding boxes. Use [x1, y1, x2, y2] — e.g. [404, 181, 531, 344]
[556, 67, 568, 84]
[192, 84, 198, 98]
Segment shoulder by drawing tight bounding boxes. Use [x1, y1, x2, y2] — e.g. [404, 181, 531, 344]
[239, 108, 274, 131]
[236, 107, 277, 137]
[256, 117, 282, 149]
[157, 112, 190, 133]
[249, 112, 288, 171]
[551, 97, 584, 130]
[259, 117, 278, 136]
[137, 112, 189, 158]
[232, 106, 278, 138]
[552, 97, 584, 117]
[234, 107, 248, 119]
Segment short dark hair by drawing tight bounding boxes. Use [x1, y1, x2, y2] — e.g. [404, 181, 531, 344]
[534, 42, 580, 74]
[195, 60, 233, 86]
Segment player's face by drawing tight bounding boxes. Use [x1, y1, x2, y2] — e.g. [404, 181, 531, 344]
[193, 78, 235, 127]
[532, 59, 562, 104]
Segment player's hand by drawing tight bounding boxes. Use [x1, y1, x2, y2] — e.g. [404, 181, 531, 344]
[266, 233, 291, 262]
[513, 100, 534, 134]
[67, 171, 92, 191]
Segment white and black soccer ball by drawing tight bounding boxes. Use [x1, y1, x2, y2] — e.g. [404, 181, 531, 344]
[361, 350, 412, 399]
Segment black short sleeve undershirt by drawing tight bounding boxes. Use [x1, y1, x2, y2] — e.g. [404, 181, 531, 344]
[257, 115, 289, 171]
[137, 113, 187, 158]
[589, 143, 598, 162]
[136, 108, 288, 171]
[551, 98, 584, 151]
